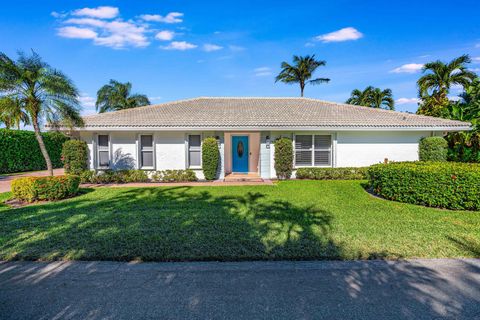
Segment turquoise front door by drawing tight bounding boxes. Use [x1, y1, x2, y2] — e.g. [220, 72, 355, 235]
[232, 136, 249, 172]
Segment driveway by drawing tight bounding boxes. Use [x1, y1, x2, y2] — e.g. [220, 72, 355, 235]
[1, 259, 479, 319]
[0, 168, 64, 193]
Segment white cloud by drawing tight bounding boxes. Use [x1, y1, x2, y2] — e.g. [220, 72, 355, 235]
[57, 26, 97, 39]
[396, 98, 419, 105]
[254, 67, 272, 77]
[140, 12, 183, 23]
[73, 6, 119, 19]
[305, 42, 315, 47]
[391, 63, 424, 73]
[161, 41, 197, 50]
[469, 68, 480, 72]
[78, 94, 96, 107]
[472, 56, 480, 63]
[203, 44, 223, 52]
[155, 30, 175, 41]
[228, 45, 246, 52]
[315, 27, 363, 43]
[475, 44, 480, 48]
[58, 16, 149, 48]
[149, 96, 162, 102]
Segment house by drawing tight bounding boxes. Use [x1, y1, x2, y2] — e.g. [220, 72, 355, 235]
[71, 97, 470, 180]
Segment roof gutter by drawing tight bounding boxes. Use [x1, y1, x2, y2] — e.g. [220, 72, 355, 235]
[49, 125, 472, 132]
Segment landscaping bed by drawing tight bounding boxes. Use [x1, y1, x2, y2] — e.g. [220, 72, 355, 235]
[0, 180, 479, 262]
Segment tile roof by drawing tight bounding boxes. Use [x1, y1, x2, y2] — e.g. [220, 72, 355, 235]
[79, 97, 470, 130]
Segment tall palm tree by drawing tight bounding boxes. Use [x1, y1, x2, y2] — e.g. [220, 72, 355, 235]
[346, 86, 395, 110]
[96, 80, 150, 113]
[275, 55, 330, 97]
[0, 97, 29, 129]
[417, 55, 476, 115]
[0, 51, 83, 176]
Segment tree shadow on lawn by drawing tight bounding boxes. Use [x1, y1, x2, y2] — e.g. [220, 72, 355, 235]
[1, 186, 348, 262]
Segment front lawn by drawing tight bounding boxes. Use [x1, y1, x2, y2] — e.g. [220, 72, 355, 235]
[0, 180, 479, 261]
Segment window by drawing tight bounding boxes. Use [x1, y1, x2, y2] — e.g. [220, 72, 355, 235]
[97, 134, 110, 168]
[188, 135, 201, 167]
[294, 135, 331, 167]
[140, 135, 154, 168]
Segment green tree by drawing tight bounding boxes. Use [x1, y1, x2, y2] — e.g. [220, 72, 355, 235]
[0, 51, 83, 176]
[275, 55, 330, 97]
[96, 80, 150, 113]
[346, 86, 395, 110]
[0, 96, 29, 129]
[417, 55, 476, 117]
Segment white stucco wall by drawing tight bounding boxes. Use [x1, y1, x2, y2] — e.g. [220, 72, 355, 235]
[335, 131, 429, 167]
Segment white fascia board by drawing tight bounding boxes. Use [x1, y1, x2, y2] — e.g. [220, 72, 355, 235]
[63, 125, 472, 132]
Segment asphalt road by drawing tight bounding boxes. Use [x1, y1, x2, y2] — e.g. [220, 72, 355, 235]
[1, 259, 480, 319]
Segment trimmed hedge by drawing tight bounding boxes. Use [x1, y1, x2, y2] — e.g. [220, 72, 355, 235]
[62, 139, 89, 175]
[368, 162, 480, 210]
[0, 129, 70, 174]
[202, 137, 219, 180]
[274, 137, 293, 180]
[296, 167, 367, 180]
[419, 136, 448, 162]
[152, 169, 197, 182]
[80, 170, 149, 184]
[11, 175, 80, 202]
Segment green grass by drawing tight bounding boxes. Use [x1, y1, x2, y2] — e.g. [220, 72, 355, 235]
[1, 180, 479, 262]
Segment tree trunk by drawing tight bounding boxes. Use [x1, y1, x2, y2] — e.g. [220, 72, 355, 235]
[300, 84, 305, 97]
[32, 117, 53, 176]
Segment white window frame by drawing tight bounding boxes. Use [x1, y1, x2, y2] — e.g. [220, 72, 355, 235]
[96, 134, 110, 169]
[187, 134, 202, 169]
[139, 134, 155, 170]
[293, 134, 333, 168]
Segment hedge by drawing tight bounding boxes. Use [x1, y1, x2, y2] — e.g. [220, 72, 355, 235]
[11, 175, 80, 202]
[80, 170, 149, 184]
[152, 169, 197, 182]
[62, 139, 89, 175]
[296, 167, 367, 180]
[0, 129, 70, 174]
[419, 136, 448, 162]
[274, 137, 293, 179]
[202, 137, 219, 180]
[367, 162, 480, 210]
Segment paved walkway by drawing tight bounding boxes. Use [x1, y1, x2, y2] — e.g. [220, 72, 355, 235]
[1, 259, 479, 319]
[0, 169, 65, 193]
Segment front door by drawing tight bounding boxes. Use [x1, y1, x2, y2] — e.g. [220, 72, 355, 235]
[232, 136, 249, 173]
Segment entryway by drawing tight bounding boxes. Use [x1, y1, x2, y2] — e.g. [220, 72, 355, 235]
[232, 136, 249, 173]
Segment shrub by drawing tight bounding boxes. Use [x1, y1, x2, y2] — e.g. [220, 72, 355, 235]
[367, 162, 480, 210]
[0, 129, 70, 174]
[274, 137, 293, 179]
[202, 137, 219, 180]
[11, 175, 80, 202]
[151, 169, 197, 182]
[62, 139, 89, 175]
[419, 136, 448, 162]
[296, 167, 367, 180]
[80, 170, 150, 184]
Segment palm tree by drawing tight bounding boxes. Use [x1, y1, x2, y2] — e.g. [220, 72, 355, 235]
[275, 55, 330, 97]
[346, 86, 395, 110]
[417, 55, 476, 116]
[96, 80, 150, 113]
[0, 97, 29, 129]
[0, 51, 83, 176]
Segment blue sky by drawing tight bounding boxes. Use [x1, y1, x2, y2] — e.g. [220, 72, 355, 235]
[1, 0, 479, 116]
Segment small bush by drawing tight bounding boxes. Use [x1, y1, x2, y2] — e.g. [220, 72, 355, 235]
[62, 139, 89, 175]
[80, 170, 149, 184]
[419, 136, 448, 162]
[202, 137, 219, 180]
[151, 169, 197, 182]
[11, 175, 80, 202]
[274, 137, 293, 180]
[0, 129, 70, 174]
[367, 161, 480, 210]
[296, 167, 367, 180]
